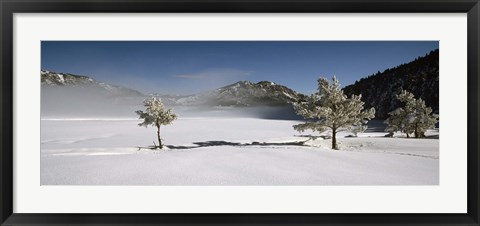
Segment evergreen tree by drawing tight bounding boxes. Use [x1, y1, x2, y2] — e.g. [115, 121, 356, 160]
[385, 90, 438, 138]
[136, 97, 177, 149]
[293, 76, 375, 150]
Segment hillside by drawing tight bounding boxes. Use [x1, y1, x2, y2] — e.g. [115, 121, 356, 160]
[343, 49, 439, 119]
[41, 70, 146, 118]
[41, 70, 305, 118]
[177, 80, 306, 107]
[41, 70, 144, 97]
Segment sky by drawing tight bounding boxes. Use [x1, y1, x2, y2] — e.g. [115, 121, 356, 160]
[41, 41, 439, 95]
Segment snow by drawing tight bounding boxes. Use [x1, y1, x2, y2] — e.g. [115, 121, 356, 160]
[282, 91, 294, 99]
[41, 118, 439, 185]
[98, 82, 114, 91]
[56, 73, 65, 83]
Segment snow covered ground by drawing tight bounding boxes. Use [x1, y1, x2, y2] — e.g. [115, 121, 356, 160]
[41, 118, 439, 185]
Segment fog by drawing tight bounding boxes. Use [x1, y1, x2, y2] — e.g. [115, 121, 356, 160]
[41, 86, 145, 118]
[174, 105, 302, 120]
[41, 86, 302, 120]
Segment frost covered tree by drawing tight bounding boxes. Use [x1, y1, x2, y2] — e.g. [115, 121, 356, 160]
[136, 97, 177, 149]
[385, 90, 438, 138]
[293, 76, 376, 150]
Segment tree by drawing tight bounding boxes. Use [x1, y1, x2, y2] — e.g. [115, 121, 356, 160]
[135, 97, 177, 149]
[293, 76, 375, 150]
[385, 90, 438, 138]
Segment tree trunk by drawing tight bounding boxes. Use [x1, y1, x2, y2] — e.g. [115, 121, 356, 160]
[414, 123, 418, 138]
[332, 129, 338, 150]
[156, 125, 163, 149]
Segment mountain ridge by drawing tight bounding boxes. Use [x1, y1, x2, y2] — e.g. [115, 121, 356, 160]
[41, 70, 144, 97]
[184, 80, 306, 107]
[41, 70, 305, 107]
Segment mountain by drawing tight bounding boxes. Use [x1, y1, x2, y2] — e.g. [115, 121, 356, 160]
[41, 70, 305, 107]
[174, 80, 307, 107]
[41, 70, 305, 119]
[343, 49, 439, 119]
[41, 70, 146, 118]
[41, 70, 144, 97]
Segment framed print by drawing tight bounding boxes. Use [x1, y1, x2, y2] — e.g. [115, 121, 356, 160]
[1, 0, 479, 225]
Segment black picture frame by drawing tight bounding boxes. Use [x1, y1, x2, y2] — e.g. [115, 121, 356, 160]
[1, 0, 479, 225]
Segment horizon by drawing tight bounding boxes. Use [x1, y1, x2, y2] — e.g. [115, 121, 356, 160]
[41, 41, 439, 95]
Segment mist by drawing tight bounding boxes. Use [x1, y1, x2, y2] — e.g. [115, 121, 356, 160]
[41, 86, 302, 120]
[173, 105, 302, 120]
[41, 86, 144, 118]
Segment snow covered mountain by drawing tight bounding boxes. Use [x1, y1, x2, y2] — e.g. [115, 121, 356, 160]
[41, 70, 305, 118]
[41, 70, 144, 97]
[41, 70, 146, 118]
[41, 70, 304, 107]
[173, 80, 306, 107]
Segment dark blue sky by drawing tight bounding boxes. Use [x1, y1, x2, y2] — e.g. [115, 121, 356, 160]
[41, 41, 438, 95]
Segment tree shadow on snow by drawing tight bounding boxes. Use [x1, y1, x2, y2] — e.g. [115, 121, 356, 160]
[424, 134, 439, 139]
[294, 134, 331, 140]
[163, 140, 307, 150]
[194, 141, 243, 147]
[364, 120, 388, 132]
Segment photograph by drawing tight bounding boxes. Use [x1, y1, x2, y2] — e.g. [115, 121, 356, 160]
[40, 41, 440, 185]
[3, 0, 477, 224]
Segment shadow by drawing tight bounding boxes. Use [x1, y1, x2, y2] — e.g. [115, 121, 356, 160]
[137, 144, 198, 150]
[294, 134, 331, 140]
[165, 145, 197, 149]
[193, 141, 244, 147]
[136, 145, 160, 151]
[424, 134, 439, 139]
[365, 120, 388, 132]
[252, 141, 306, 146]
[163, 140, 308, 150]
